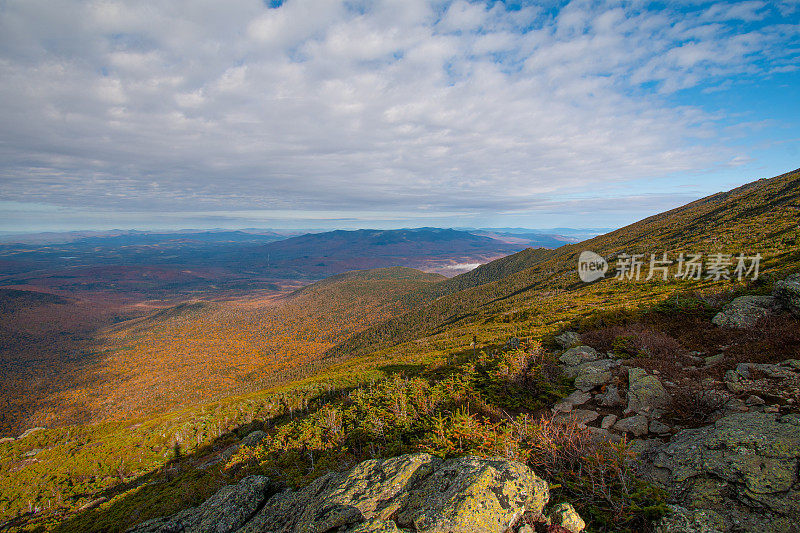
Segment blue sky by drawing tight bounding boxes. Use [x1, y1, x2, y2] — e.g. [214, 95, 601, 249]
[0, 0, 798, 233]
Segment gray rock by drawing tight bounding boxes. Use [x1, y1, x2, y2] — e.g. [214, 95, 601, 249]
[626, 368, 671, 414]
[561, 358, 619, 380]
[552, 400, 573, 413]
[773, 273, 800, 316]
[601, 414, 618, 429]
[648, 412, 800, 532]
[559, 345, 601, 366]
[564, 390, 591, 406]
[597, 385, 624, 407]
[613, 415, 649, 437]
[704, 354, 724, 366]
[547, 502, 585, 532]
[712, 295, 777, 329]
[554, 331, 582, 349]
[128, 475, 273, 533]
[574, 367, 612, 392]
[240, 430, 267, 448]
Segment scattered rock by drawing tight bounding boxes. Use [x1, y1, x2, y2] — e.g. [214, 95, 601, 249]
[613, 415, 649, 437]
[547, 502, 585, 533]
[626, 368, 671, 414]
[128, 475, 274, 533]
[554, 331, 581, 349]
[773, 273, 800, 316]
[241, 430, 267, 448]
[559, 346, 600, 366]
[597, 385, 624, 408]
[564, 390, 591, 406]
[711, 295, 777, 329]
[23, 448, 43, 458]
[600, 414, 618, 429]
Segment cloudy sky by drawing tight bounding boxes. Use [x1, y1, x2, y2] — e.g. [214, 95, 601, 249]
[1, 0, 798, 232]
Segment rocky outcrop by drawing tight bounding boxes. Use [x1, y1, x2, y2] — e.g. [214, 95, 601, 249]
[129, 475, 275, 533]
[647, 412, 800, 532]
[130, 453, 579, 533]
[712, 295, 777, 328]
[773, 273, 800, 316]
[723, 360, 800, 401]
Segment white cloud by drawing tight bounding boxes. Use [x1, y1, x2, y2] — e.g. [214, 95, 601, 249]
[0, 0, 797, 224]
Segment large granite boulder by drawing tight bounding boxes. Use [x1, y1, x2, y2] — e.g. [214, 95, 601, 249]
[132, 454, 563, 533]
[773, 273, 800, 316]
[626, 368, 671, 415]
[559, 346, 601, 366]
[711, 295, 777, 329]
[647, 412, 800, 532]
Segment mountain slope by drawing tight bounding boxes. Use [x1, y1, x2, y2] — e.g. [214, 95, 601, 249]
[328, 168, 800, 359]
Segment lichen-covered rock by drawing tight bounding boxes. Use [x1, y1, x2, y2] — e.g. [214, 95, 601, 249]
[574, 367, 612, 392]
[654, 505, 725, 533]
[711, 295, 777, 329]
[554, 331, 582, 349]
[547, 502, 585, 532]
[240, 430, 267, 448]
[559, 346, 600, 366]
[128, 475, 274, 533]
[233, 453, 550, 533]
[561, 358, 619, 380]
[773, 273, 800, 316]
[613, 414, 649, 437]
[647, 412, 800, 532]
[626, 368, 671, 414]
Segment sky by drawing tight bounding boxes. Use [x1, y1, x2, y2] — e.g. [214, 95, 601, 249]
[0, 0, 798, 233]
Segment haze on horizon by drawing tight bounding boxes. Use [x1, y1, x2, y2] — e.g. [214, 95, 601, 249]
[1, 0, 799, 233]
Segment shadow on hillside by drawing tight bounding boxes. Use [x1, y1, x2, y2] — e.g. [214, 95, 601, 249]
[10, 386, 359, 533]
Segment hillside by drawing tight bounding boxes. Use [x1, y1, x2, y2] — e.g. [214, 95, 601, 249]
[0, 267, 445, 435]
[328, 168, 800, 359]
